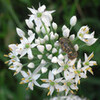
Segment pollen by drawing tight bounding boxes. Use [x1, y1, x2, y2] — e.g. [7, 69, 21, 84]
[19, 82, 24, 84]
[47, 91, 51, 96]
[88, 53, 94, 61]
[4, 54, 8, 57]
[41, 80, 46, 82]
[26, 80, 29, 82]
[5, 61, 9, 64]
[21, 78, 25, 80]
[9, 66, 14, 68]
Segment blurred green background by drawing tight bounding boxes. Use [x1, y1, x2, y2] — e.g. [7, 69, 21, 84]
[0, 0, 100, 100]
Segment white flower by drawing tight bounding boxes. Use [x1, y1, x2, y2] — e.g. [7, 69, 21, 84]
[46, 44, 52, 51]
[72, 59, 87, 84]
[37, 45, 44, 53]
[20, 70, 40, 90]
[18, 31, 36, 59]
[77, 26, 98, 45]
[28, 62, 35, 68]
[51, 56, 58, 63]
[9, 62, 23, 75]
[28, 5, 55, 28]
[8, 44, 19, 65]
[41, 71, 62, 95]
[83, 52, 97, 66]
[70, 16, 77, 26]
[61, 79, 78, 95]
[52, 22, 57, 30]
[82, 52, 97, 74]
[25, 19, 34, 29]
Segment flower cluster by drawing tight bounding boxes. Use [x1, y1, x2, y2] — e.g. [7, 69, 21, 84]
[48, 94, 87, 100]
[5, 4, 97, 97]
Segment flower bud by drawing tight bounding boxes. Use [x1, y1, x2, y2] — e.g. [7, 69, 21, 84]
[25, 19, 34, 29]
[28, 63, 35, 68]
[74, 44, 79, 51]
[52, 48, 57, 54]
[62, 25, 67, 31]
[16, 28, 25, 37]
[51, 56, 58, 63]
[50, 32, 55, 40]
[47, 54, 52, 60]
[58, 54, 64, 60]
[70, 16, 77, 26]
[46, 44, 52, 51]
[37, 45, 44, 53]
[63, 28, 70, 38]
[52, 68, 58, 75]
[41, 67, 47, 73]
[69, 34, 75, 41]
[40, 38, 45, 44]
[36, 26, 40, 33]
[52, 22, 57, 30]
[37, 55, 42, 59]
[44, 35, 49, 41]
[35, 39, 40, 45]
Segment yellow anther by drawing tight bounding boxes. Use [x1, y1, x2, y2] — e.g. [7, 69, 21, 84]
[8, 53, 11, 55]
[27, 72, 29, 75]
[83, 27, 86, 31]
[74, 71, 78, 74]
[19, 82, 24, 84]
[65, 89, 67, 91]
[20, 38, 23, 40]
[26, 87, 29, 90]
[57, 89, 59, 92]
[21, 78, 25, 80]
[93, 63, 97, 65]
[86, 30, 89, 34]
[64, 83, 66, 85]
[85, 39, 88, 42]
[5, 61, 9, 64]
[41, 80, 46, 82]
[88, 53, 94, 61]
[4, 54, 8, 57]
[47, 87, 49, 90]
[86, 67, 91, 71]
[16, 43, 18, 46]
[26, 80, 29, 82]
[9, 66, 14, 68]
[9, 47, 13, 51]
[14, 72, 17, 75]
[47, 91, 51, 96]
[12, 60, 15, 62]
[70, 90, 74, 94]
[90, 69, 93, 75]
[78, 80, 80, 84]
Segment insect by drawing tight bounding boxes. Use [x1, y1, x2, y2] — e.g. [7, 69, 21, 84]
[59, 37, 78, 60]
